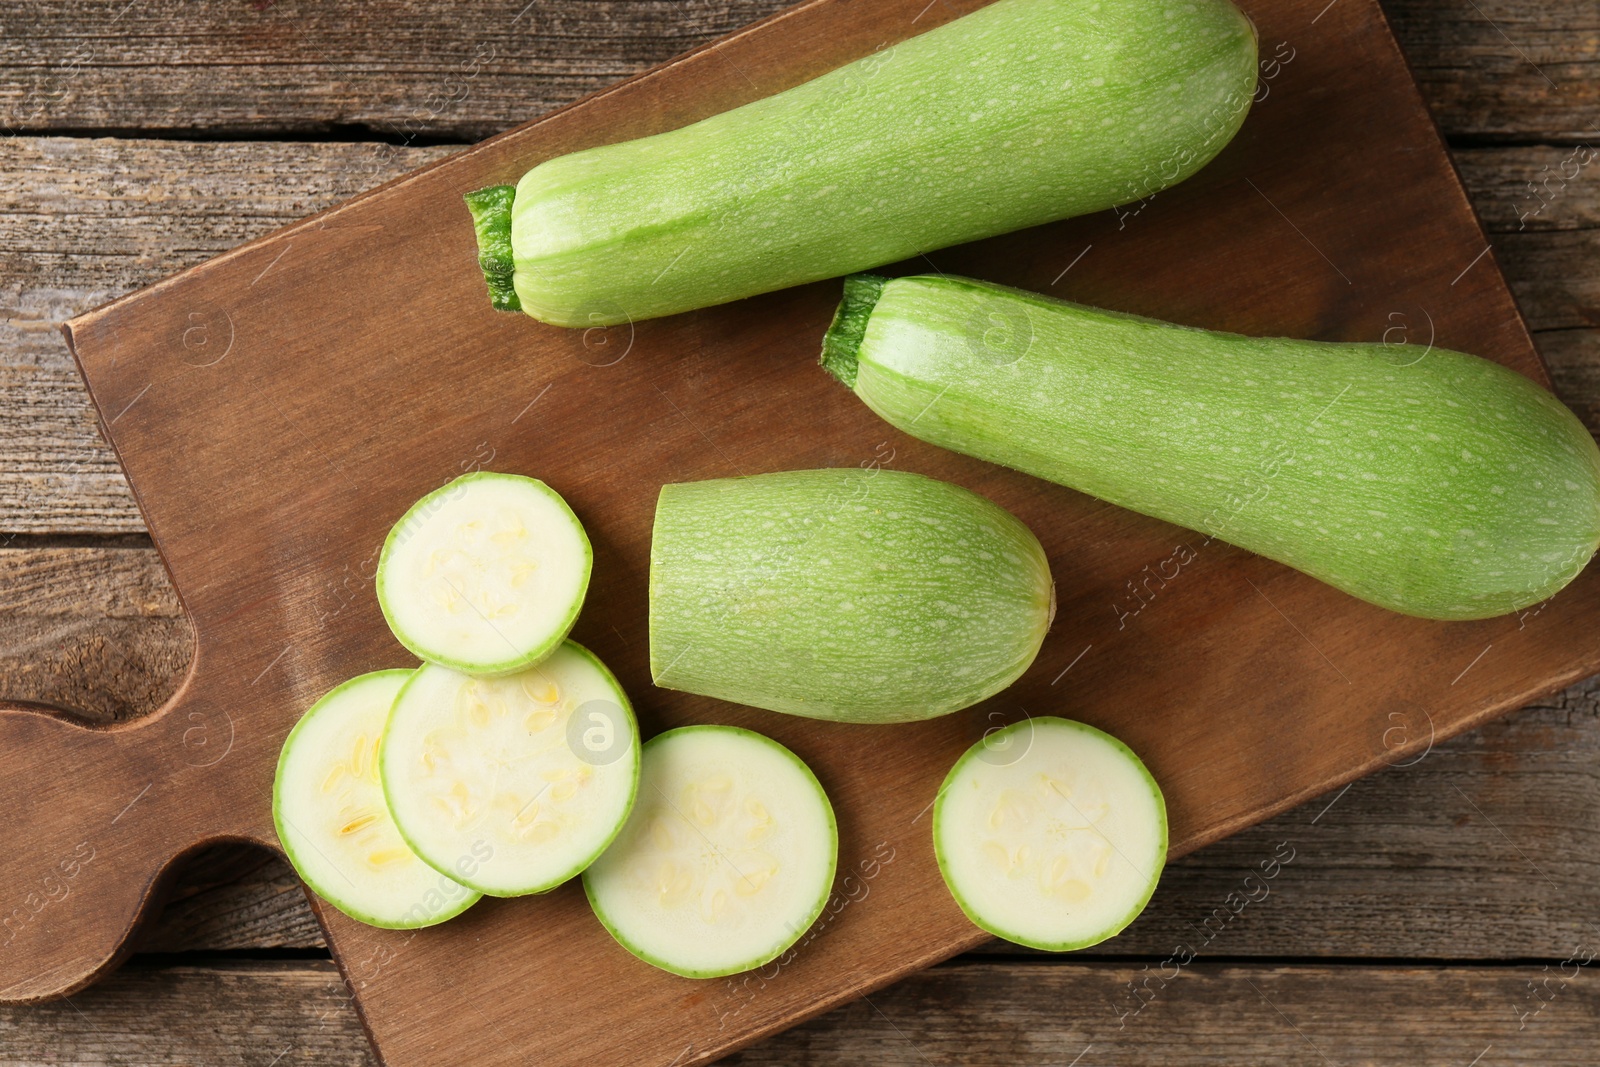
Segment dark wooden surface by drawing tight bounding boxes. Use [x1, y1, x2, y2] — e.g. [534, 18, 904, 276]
[2, 0, 1598, 1063]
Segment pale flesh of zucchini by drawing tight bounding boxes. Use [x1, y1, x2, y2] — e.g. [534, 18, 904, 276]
[377, 472, 591, 675]
[934, 717, 1167, 951]
[583, 726, 838, 978]
[380, 642, 639, 896]
[273, 670, 481, 929]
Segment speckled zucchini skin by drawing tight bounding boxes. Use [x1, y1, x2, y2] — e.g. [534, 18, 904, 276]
[649, 468, 1055, 723]
[471, 0, 1258, 325]
[824, 273, 1600, 620]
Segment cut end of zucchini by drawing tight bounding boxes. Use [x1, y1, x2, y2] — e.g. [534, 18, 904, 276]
[380, 643, 641, 897]
[377, 471, 591, 676]
[649, 467, 1054, 724]
[934, 717, 1167, 952]
[465, 184, 523, 313]
[273, 670, 482, 929]
[819, 274, 889, 388]
[583, 725, 838, 979]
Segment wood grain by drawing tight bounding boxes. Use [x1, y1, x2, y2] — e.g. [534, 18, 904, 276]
[0, 545, 189, 723]
[735, 961, 1600, 1065]
[0, 0, 1591, 141]
[1386, 0, 1598, 142]
[0, 0, 792, 141]
[2, 0, 1598, 1062]
[0, 139, 454, 534]
[11, 1, 1592, 1065]
[132, 844, 324, 955]
[1541, 331, 1600, 432]
[1458, 146, 1600, 232]
[0, 961, 374, 1066]
[5, 959, 1597, 1065]
[1498, 230, 1600, 331]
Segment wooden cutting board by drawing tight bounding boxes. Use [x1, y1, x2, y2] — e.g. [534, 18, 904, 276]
[4, 0, 1595, 1061]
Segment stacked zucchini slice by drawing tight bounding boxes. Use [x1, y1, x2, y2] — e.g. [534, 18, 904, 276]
[276, 474, 640, 923]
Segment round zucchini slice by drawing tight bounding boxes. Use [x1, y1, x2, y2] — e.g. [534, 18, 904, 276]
[376, 471, 591, 675]
[380, 642, 639, 896]
[933, 716, 1167, 951]
[273, 670, 481, 929]
[583, 725, 838, 979]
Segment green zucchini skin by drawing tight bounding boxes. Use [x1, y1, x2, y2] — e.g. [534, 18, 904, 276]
[487, 0, 1257, 326]
[463, 185, 521, 313]
[822, 274, 1600, 620]
[649, 468, 1055, 724]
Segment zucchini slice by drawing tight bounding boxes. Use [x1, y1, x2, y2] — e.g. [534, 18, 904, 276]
[377, 472, 591, 675]
[934, 717, 1167, 951]
[649, 468, 1055, 724]
[273, 670, 481, 929]
[380, 642, 640, 896]
[583, 725, 838, 978]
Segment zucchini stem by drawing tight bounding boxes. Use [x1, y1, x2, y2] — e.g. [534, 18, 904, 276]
[819, 274, 888, 388]
[464, 185, 522, 313]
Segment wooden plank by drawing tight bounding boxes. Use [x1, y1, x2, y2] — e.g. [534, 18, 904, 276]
[1497, 230, 1600, 332]
[1451, 146, 1600, 347]
[0, 545, 189, 722]
[0, 138, 453, 534]
[1, 138, 458, 303]
[131, 844, 324, 955]
[0, 0, 1590, 141]
[0, 961, 374, 1066]
[0, 0, 792, 141]
[5, 959, 1597, 1064]
[1541, 330, 1600, 432]
[22, 0, 1585, 1061]
[1458, 146, 1600, 233]
[1386, 0, 1598, 143]
[0, 363, 138, 534]
[738, 961, 1600, 1064]
[1, 139, 1595, 534]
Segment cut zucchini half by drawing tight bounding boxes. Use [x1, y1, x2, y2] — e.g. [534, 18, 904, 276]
[648, 468, 1054, 724]
[377, 471, 592, 675]
[583, 725, 838, 979]
[934, 717, 1167, 951]
[273, 670, 482, 929]
[380, 642, 639, 896]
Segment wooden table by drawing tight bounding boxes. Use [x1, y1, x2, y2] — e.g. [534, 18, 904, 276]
[3, 0, 1598, 1061]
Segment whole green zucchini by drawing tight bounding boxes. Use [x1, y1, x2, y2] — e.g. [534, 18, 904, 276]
[467, 0, 1258, 324]
[649, 468, 1055, 724]
[820, 274, 1600, 620]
